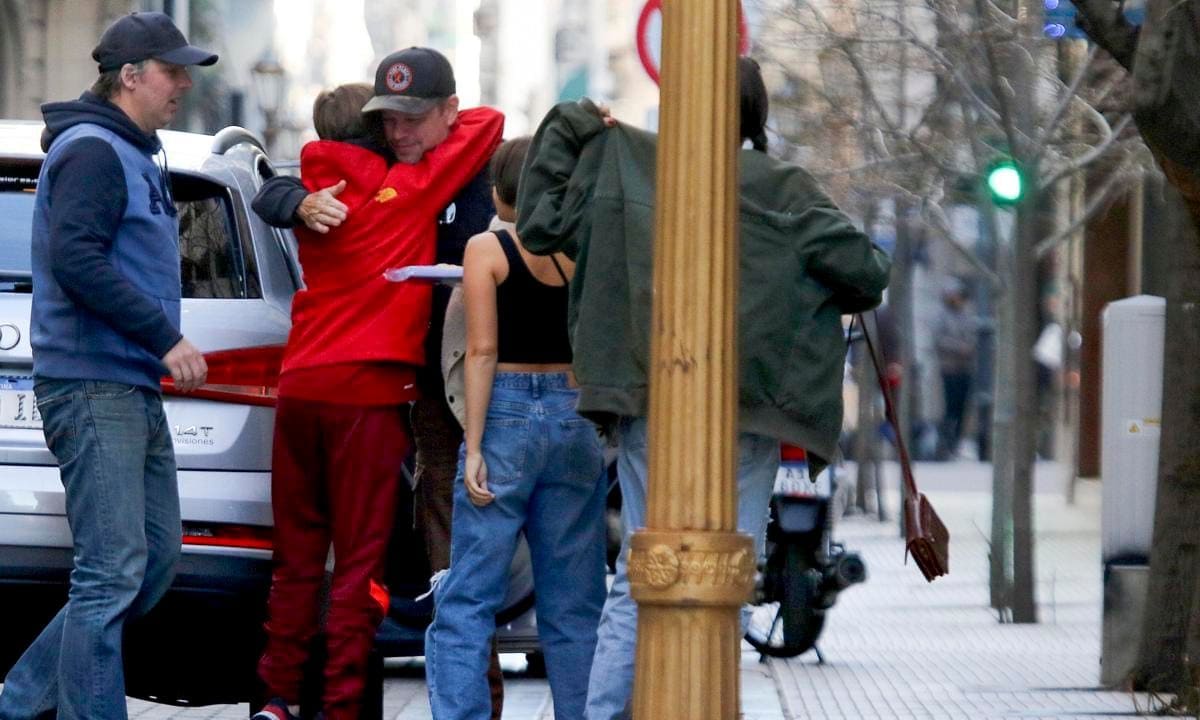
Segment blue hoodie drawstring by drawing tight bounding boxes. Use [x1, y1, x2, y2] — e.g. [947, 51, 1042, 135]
[155, 147, 178, 218]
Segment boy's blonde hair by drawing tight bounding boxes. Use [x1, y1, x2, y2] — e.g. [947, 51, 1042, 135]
[312, 82, 374, 141]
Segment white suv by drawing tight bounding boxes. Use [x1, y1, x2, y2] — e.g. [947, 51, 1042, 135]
[0, 120, 293, 707]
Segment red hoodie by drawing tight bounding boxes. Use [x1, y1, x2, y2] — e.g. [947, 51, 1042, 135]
[280, 107, 503, 392]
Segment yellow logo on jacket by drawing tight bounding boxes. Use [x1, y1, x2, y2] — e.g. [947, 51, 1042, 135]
[375, 188, 398, 203]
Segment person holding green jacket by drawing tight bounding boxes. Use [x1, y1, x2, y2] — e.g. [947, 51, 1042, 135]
[515, 58, 892, 720]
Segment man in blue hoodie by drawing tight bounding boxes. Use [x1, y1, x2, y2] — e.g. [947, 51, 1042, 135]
[0, 13, 215, 720]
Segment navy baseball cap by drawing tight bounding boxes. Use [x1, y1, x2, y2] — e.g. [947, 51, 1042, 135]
[362, 47, 456, 115]
[92, 12, 218, 72]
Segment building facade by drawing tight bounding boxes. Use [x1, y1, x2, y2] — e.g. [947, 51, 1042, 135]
[0, 0, 137, 120]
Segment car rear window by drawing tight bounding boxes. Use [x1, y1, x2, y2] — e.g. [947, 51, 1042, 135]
[0, 169, 36, 291]
[0, 165, 261, 299]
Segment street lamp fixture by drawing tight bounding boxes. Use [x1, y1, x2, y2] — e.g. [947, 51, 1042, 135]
[251, 55, 286, 154]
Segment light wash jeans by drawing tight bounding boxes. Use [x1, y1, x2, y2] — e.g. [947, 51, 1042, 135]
[426, 373, 607, 720]
[584, 416, 779, 720]
[0, 379, 181, 720]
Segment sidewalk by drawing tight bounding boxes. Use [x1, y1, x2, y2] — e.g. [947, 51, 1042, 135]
[765, 459, 1144, 720]
[121, 460, 1147, 719]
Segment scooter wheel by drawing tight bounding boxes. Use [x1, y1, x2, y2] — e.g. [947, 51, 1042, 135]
[744, 545, 826, 658]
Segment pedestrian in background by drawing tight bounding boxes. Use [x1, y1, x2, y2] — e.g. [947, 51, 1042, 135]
[250, 59, 502, 720]
[516, 57, 891, 720]
[0, 12, 214, 720]
[934, 279, 976, 461]
[424, 136, 607, 720]
[252, 48, 507, 718]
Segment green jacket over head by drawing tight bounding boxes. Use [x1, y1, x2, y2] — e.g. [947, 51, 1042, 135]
[516, 100, 891, 467]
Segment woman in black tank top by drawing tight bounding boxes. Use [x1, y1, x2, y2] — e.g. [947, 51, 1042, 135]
[425, 138, 608, 720]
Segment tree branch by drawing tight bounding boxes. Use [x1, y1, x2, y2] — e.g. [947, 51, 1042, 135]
[1039, 114, 1132, 190]
[923, 199, 1005, 290]
[807, 152, 924, 180]
[849, 3, 1007, 126]
[1035, 45, 1100, 151]
[1034, 164, 1136, 257]
[802, 3, 904, 134]
[972, 0, 1027, 158]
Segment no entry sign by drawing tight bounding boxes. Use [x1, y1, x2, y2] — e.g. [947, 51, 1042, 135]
[636, 0, 751, 85]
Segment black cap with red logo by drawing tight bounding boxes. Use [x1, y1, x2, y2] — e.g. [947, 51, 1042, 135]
[362, 47, 456, 116]
[92, 12, 218, 72]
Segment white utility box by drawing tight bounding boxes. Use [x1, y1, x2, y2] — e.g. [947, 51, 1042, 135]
[1099, 295, 1164, 687]
[1100, 295, 1164, 562]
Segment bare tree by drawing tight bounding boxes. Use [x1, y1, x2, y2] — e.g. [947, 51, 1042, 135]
[1073, 0, 1200, 699]
[751, 0, 1150, 622]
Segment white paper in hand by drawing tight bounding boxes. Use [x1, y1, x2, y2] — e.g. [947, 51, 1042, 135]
[383, 264, 464, 285]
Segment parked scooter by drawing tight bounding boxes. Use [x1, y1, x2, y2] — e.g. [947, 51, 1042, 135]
[745, 445, 866, 660]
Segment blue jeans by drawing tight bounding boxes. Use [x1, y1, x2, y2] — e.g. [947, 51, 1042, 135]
[426, 373, 607, 720]
[0, 379, 180, 720]
[584, 416, 779, 720]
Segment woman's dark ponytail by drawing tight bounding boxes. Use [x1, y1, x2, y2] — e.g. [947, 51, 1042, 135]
[738, 56, 769, 153]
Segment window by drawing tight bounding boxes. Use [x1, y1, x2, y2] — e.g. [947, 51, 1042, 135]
[0, 163, 261, 299]
[0, 165, 38, 293]
[0, 192, 34, 272]
[172, 173, 261, 299]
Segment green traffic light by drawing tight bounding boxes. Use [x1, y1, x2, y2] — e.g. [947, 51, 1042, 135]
[986, 160, 1024, 205]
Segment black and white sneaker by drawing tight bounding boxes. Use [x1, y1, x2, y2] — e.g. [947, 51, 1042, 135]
[251, 698, 299, 720]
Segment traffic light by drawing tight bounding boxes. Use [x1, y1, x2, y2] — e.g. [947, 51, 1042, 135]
[986, 158, 1025, 206]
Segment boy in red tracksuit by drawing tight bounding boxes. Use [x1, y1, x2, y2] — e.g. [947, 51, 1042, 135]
[253, 70, 503, 720]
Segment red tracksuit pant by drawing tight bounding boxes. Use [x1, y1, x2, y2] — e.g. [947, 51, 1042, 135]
[258, 397, 410, 720]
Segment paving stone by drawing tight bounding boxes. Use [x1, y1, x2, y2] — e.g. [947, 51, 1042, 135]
[769, 460, 1151, 720]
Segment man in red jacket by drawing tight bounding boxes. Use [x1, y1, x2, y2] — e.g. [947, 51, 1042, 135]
[252, 49, 503, 720]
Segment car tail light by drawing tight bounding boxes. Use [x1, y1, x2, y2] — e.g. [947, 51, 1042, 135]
[161, 344, 284, 407]
[182, 522, 273, 550]
[780, 444, 807, 463]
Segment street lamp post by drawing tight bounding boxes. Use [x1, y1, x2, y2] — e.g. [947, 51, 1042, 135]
[630, 2, 747, 719]
[251, 55, 286, 156]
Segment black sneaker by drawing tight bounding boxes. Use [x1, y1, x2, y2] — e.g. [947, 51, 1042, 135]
[251, 698, 299, 720]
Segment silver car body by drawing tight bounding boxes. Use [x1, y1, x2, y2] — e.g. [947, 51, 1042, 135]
[0, 120, 293, 546]
[0, 120, 294, 705]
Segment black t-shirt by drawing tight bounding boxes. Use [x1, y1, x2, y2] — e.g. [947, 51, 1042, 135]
[493, 229, 572, 364]
[425, 168, 494, 384]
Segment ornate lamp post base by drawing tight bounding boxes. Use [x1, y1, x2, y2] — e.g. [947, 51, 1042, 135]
[630, 531, 754, 718]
